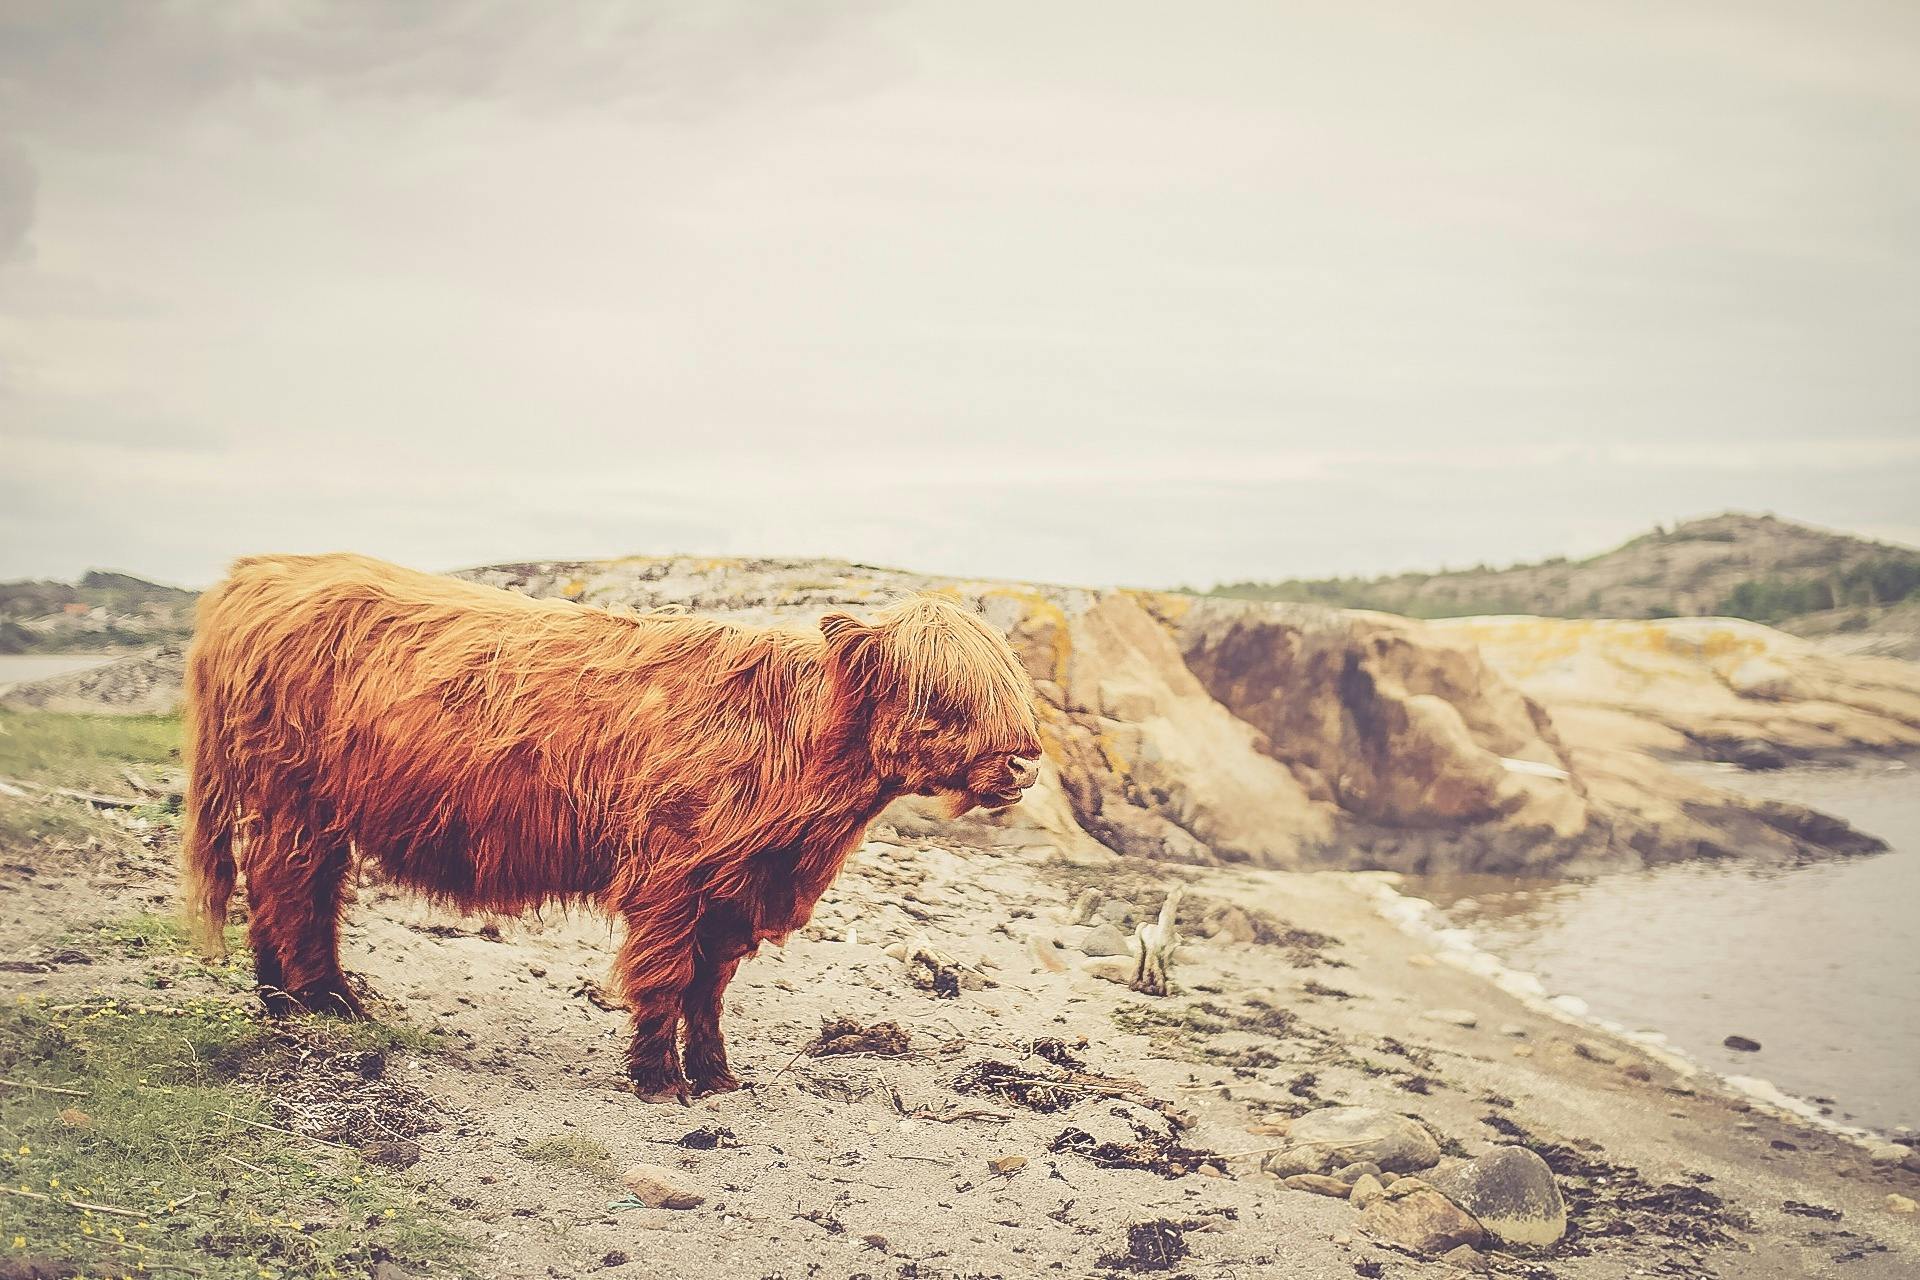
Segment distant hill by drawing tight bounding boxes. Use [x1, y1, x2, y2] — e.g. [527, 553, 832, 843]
[0, 570, 198, 654]
[1210, 513, 1920, 640]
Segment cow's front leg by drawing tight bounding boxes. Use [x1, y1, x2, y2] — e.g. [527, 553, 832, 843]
[682, 907, 757, 1096]
[613, 894, 699, 1103]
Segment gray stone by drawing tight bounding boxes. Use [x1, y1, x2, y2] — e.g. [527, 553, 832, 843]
[1360, 1188, 1485, 1255]
[1424, 1146, 1566, 1247]
[1332, 1161, 1382, 1184]
[1286, 1106, 1442, 1174]
[1080, 921, 1130, 958]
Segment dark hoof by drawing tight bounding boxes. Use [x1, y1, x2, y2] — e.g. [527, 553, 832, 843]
[630, 1075, 692, 1105]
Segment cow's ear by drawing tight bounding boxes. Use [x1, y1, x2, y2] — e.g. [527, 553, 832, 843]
[820, 612, 884, 688]
[819, 612, 870, 647]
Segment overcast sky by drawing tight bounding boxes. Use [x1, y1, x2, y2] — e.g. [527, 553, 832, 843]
[2, 1, 1916, 590]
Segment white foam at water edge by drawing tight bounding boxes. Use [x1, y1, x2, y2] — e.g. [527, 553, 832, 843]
[1345, 870, 1885, 1149]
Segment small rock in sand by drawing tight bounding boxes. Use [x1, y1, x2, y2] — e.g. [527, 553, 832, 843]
[1206, 905, 1259, 943]
[1424, 1145, 1566, 1247]
[1723, 1034, 1762, 1053]
[1096, 899, 1133, 926]
[1511, 1044, 1534, 1058]
[1498, 1024, 1527, 1038]
[1421, 1009, 1479, 1028]
[1622, 1062, 1653, 1082]
[1865, 1143, 1908, 1166]
[1350, 1174, 1386, 1209]
[1360, 1188, 1485, 1255]
[1083, 956, 1135, 985]
[1080, 921, 1130, 957]
[1284, 1174, 1353, 1198]
[1442, 1244, 1491, 1273]
[1886, 1194, 1917, 1214]
[620, 1164, 705, 1210]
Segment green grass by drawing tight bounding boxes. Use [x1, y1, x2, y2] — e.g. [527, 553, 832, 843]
[0, 709, 182, 795]
[517, 1133, 613, 1176]
[0, 994, 466, 1279]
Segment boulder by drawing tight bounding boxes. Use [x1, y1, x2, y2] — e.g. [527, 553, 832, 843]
[1360, 1188, 1485, 1255]
[1080, 921, 1130, 957]
[1285, 1106, 1441, 1174]
[1424, 1146, 1566, 1247]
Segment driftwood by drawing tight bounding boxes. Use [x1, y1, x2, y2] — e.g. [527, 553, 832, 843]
[1130, 887, 1184, 996]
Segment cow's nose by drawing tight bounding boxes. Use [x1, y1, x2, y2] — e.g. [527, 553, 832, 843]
[1010, 755, 1040, 787]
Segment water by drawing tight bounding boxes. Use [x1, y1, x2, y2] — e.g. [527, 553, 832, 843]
[1404, 760, 1919, 1134]
[0, 653, 118, 694]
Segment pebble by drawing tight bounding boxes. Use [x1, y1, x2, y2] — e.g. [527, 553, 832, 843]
[1349, 1173, 1386, 1209]
[1887, 1194, 1917, 1214]
[1511, 1044, 1534, 1058]
[1331, 1233, 1353, 1246]
[1082, 956, 1134, 985]
[1421, 1009, 1479, 1028]
[1498, 1023, 1527, 1038]
[1622, 1063, 1653, 1082]
[1096, 899, 1133, 926]
[620, 1163, 705, 1210]
[1283, 1174, 1353, 1198]
[1723, 1034, 1762, 1052]
[1866, 1143, 1908, 1166]
[1080, 921, 1130, 958]
[1443, 1244, 1491, 1273]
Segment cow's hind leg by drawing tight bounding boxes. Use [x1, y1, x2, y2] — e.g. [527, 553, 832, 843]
[243, 808, 363, 1018]
[682, 906, 757, 1097]
[613, 893, 700, 1102]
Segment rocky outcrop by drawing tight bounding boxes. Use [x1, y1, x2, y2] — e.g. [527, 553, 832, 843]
[6, 555, 1901, 872]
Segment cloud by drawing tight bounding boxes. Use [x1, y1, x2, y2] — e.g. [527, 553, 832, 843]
[0, 138, 34, 261]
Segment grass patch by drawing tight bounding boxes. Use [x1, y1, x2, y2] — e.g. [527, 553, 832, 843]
[517, 1133, 612, 1176]
[0, 709, 182, 795]
[0, 995, 465, 1279]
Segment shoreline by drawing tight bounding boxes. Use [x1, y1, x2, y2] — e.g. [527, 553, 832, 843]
[1350, 867, 1897, 1148]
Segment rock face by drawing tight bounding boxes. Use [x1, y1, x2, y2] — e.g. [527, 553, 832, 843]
[1424, 1146, 1567, 1247]
[1359, 1188, 1485, 1254]
[1279, 1106, 1441, 1175]
[10, 553, 1899, 873]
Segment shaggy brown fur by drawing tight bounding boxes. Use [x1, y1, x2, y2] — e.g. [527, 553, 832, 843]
[181, 554, 1041, 1099]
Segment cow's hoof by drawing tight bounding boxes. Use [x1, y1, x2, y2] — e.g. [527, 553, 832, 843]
[689, 1069, 742, 1098]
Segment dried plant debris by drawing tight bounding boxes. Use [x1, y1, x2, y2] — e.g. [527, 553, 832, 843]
[1097, 1218, 1200, 1272]
[212, 1025, 441, 1147]
[953, 1059, 1081, 1114]
[805, 1016, 912, 1058]
[1050, 1125, 1224, 1179]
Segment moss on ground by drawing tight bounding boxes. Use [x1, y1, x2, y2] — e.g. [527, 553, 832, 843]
[0, 994, 465, 1279]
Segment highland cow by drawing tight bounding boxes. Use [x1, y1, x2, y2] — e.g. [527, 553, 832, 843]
[181, 554, 1041, 1100]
